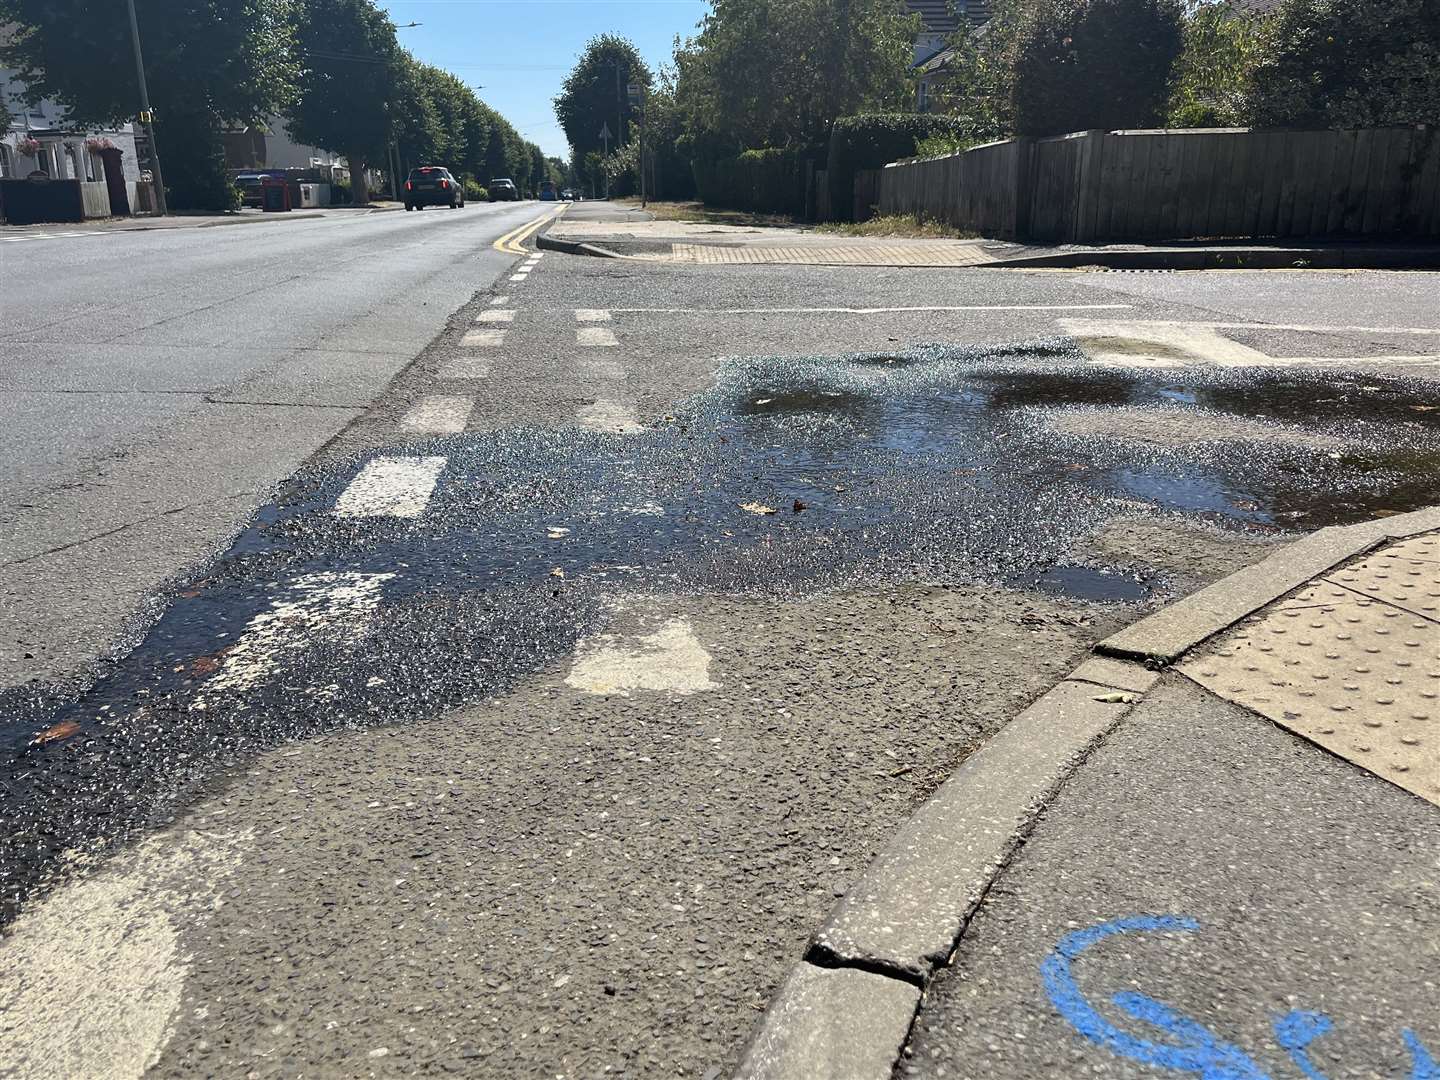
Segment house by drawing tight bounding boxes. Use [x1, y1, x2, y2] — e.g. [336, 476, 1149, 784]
[1, 67, 147, 219]
[224, 117, 349, 183]
[905, 0, 990, 111]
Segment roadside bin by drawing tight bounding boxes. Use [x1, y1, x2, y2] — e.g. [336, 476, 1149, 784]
[261, 175, 291, 212]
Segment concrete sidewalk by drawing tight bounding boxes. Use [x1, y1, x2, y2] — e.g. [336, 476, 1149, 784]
[737, 511, 1440, 1079]
[0, 202, 404, 236]
[543, 207, 1440, 271]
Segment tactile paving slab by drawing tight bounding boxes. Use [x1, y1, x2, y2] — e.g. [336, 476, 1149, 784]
[1323, 532, 1440, 622]
[1179, 536, 1440, 805]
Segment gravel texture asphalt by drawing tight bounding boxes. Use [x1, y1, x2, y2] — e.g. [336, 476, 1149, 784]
[2, 226, 1439, 1078]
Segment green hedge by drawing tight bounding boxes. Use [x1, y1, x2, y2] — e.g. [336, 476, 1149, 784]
[825, 114, 972, 220]
[692, 147, 817, 215]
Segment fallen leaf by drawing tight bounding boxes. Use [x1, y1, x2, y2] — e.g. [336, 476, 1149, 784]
[792, 499, 808, 513]
[547, 527, 571, 539]
[1092, 692, 1136, 704]
[1410, 404, 1438, 412]
[190, 656, 222, 675]
[30, 720, 80, 747]
[740, 502, 777, 515]
[550, 567, 566, 578]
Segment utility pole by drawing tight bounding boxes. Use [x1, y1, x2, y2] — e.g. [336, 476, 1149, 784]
[125, 0, 167, 215]
[627, 82, 645, 208]
[599, 122, 611, 200]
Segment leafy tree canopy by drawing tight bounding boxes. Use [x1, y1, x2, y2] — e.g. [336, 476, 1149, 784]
[555, 35, 653, 164]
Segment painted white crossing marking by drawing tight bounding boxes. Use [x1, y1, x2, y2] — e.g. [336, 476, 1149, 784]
[576, 400, 641, 433]
[401, 394, 474, 434]
[566, 617, 717, 696]
[439, 356, 492, 379]
[475, 309, 516, 323]
[197, 572, 394, 698]
[575, 309, 612, 322]
[579, 359, 625, 379]
[461, 328, 506, 347]
[334, 456, 446, 518]
[577, 326, 618, 347]
[509, 273, 527, 282]
[1060, 319, 1440, 368]
[489, 295, 510, 306]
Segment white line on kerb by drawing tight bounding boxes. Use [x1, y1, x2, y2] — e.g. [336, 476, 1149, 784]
[605, 304, 1136, 314]
[475, 309, 516, 323]
[439, 356, 492, 379]
[335, 456, 446, 518]
[575, 309, 612, 322]
[401, 395, 474, 434]
[461, 328, 506, 347]
[577, 326, 619, 347]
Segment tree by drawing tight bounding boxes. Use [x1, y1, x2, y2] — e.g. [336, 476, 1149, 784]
[555, 36, 652, 168]
[287, 0, 406, 204]
[673, 0, 916, 152]
[1167, 3, 1264, 127]
[1009, 0, 1184, 135]
[1243, 0, 1440, 127]
[0, 0, 295, 210]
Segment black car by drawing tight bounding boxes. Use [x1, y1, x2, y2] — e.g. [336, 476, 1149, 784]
[404, 166, 464, 210]
[488, 178, 519, 202]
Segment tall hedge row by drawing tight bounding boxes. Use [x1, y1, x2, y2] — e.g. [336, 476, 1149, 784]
[691, 147, 816, 215]
[825, 113, 972, 220]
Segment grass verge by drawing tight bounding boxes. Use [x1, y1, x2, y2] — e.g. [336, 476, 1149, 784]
[813, 214, 979, 239]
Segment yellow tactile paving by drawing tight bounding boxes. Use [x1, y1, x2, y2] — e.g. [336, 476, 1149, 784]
[1179, 532, 1440, 805]
[669, 242, 996, 267]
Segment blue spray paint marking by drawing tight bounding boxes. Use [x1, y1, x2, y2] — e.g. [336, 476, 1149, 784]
[1041, 915, 1437, 1080]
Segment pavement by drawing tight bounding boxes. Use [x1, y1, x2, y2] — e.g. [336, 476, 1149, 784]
[0, 201, 406, 238]
[544, 201, 1440, 270]
[738, 513, 1440, 1080]
[1, 212, 1438, 1079]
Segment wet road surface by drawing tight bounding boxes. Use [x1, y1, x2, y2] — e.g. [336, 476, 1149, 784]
[2, 248, 1439, 1077]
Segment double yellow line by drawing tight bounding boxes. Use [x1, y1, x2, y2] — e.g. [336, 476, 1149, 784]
[493, 204, 567, 254]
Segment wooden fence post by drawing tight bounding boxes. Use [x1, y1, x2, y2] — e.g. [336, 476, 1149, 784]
[1072, 130, 1105, 243]
[1013, 137, 1034, 240]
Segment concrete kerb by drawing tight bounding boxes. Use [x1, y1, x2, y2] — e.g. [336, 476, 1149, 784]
[732, 505, 1440, 1080]
[535, 229, 631, 259]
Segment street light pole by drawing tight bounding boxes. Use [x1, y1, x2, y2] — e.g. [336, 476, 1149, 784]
[124, 0, 168, 216]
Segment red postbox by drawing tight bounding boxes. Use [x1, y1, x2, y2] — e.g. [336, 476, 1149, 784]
[260, 175, 291, 212]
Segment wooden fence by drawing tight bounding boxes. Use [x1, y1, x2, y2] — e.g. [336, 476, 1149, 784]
[878, 127, 1440, 242]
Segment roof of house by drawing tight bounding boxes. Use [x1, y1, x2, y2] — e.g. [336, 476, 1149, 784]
[904, 0, 960, 34]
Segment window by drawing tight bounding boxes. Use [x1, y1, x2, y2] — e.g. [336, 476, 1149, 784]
[0, 144, 11, 178]
[65, 144, 80, 180]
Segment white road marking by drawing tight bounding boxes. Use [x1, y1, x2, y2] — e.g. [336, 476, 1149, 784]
[579, 359, 625, 379]
[575, 309, 612, 322]
[0, 829, 252, 1080]
[401, 394, 474, 434]
[334, 456, 446, 518]
[200, 572, 396, 696]
[566, 618, 717, 696]
[439, 355, 492, 379]
[1061, 318, 1440, 368]
[461, 328, 506, 347]
[475, 309, 516, 323]
[606, 304, 1135, 314]
[577, 326, 619, 347]
[489, 295, 510, 306]
[1209, 322, 1440, 335]
[509, 273, 527, 282]
[577, 400, 642, 433]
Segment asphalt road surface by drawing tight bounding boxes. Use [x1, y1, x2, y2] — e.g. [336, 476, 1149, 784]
[1, 213, 1438, 1079]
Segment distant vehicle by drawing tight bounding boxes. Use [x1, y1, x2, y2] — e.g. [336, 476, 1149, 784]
[233, 173, 267, 208]
[404, 166, 464, 210]
[488, 178, 519, 202]
[560, 189, 576, 201]
[539, 180, 558, 201]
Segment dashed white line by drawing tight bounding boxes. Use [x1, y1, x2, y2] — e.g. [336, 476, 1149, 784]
[461, 328, 507, 347]
[577, 326, 619, 347]
[439, 356, 493, 379]
[509, 273, 528, 282]
[475, 309, 516, 323]
[198, 572, 395, 696]
[566, 617, 717, 696]
[575, 309, 612, 322]
[401, 394, 474, 434]
[579, 359, 625, 379]
[489, 295, 510, 306]
[334, 456, 446, 518]
[576, 400, 642, 433]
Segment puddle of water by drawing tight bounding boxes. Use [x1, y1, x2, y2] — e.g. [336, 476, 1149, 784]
[5, 341, 1440, 922]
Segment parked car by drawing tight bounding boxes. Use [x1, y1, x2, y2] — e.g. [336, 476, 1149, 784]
[560, 189, 576, 201]
[488, 178, 519, 202]
[404, 166, 464, 210]
[233, 173, 267, 208]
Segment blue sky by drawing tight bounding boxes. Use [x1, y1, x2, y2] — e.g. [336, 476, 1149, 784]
[379, 0, 709, 159]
